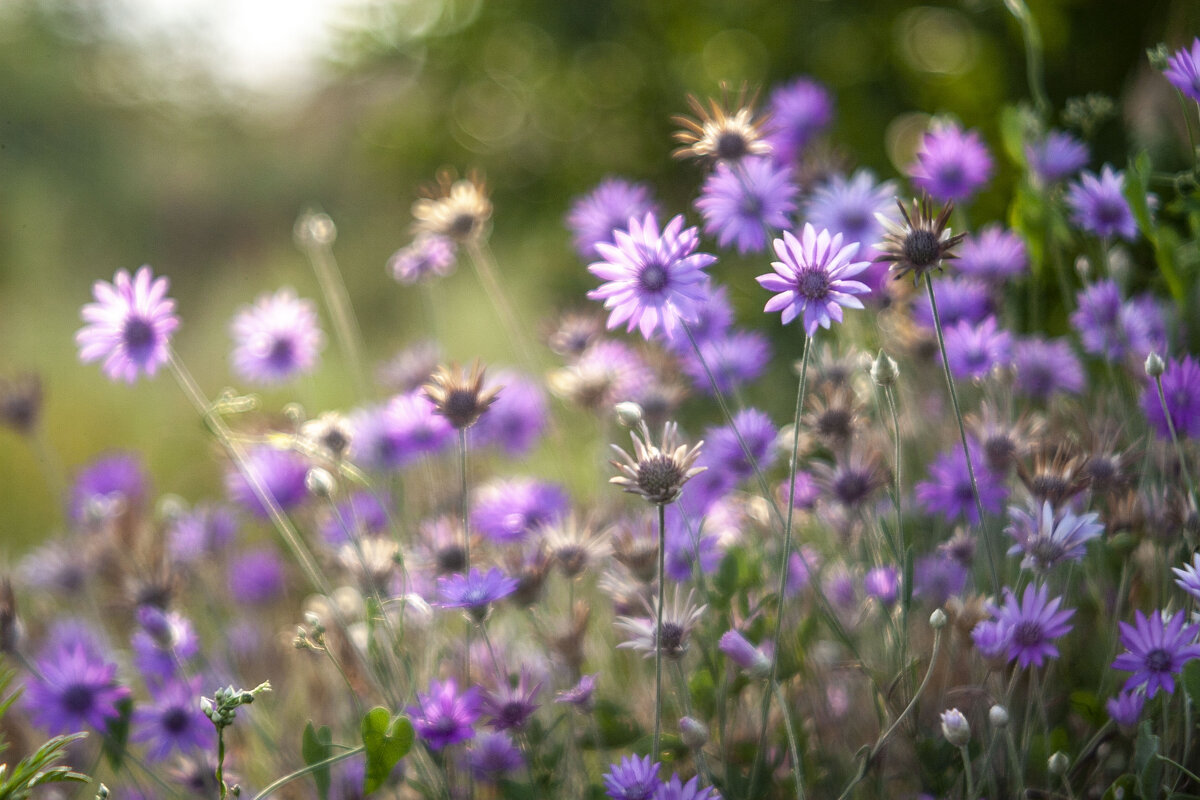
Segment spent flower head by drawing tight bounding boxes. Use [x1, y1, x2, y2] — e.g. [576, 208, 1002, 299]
[411, 169, 492, 242]
[874, 195, 966, 283]
[609, 421, 705, 506]
[423, 361, 501, 430]
[672, 85, 771, 164]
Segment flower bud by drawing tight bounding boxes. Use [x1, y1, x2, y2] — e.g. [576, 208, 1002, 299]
[305, 467, 336, 498]
[1048, 751, 1069, 777]
[988, 704, 1009, 728]
[870, 350, 899, 388]
[1145, 352, 1165, 378]
[680, 716, 709, 750]
[614, 401, 643, 428]
[929, 608, 948, 629]
[940, 708, 971, 747]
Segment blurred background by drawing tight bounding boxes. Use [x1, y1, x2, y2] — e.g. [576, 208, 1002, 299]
[1, 0, 1198, 550]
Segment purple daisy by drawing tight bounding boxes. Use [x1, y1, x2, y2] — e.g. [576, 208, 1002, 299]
[1142, 355, 1200, 440]
[567, 178, 658, 261]
[990, 583, 1074, 669]
[227, 547, 286, 605]
[1122, 294, 1170, 359]
[319, 491, 389, 546]
[407, 678, 481, 751]
[586, 213, 717, 341]
[469, 478, 568, 544]
[1025, 130, 1089, 184]
[1172, 552, 1200, 601]
[805, 170, 898, 255]
[351, 392, 453, 470]
[656, 774, 720, 800]
[1066, 166, 1138, 241]
[1005, 499, 1104, 572]
[971, 619, 1013, 661]
[663, 515, 721, 581]
[470, 371, 547, 456]
[911, 276, 993, 330]
[480, 667, 542, 730]
[679, 328, 771, 396]
[695, 156, 798, 254]
[555, 673, 598, 711]
[718, 629, 772, 678]
[24, 642, 131, 735]
[1106, 691, 1146, 730]
[468, 731, 524, 781]
[1164, 38, 1200, 103]
[224, 444, 309, 518]
[436, 567, 519, 620]
[940, 316, 1013, 381]
[909, 122, 994, 203]
[700, 407, 777, 483]
[230, 288, 324, 384]
[912, 552, 968, 607]
[864, 565, 901, 607]
[668, 282, 734, 347]
[69, 451, 149, 525]
[955, 226, 1028, 283]
[1112, 609, 1200, 698]
[132, 677, 214, 762]
[131, 607, 200, 685]
[764, 76, 834, 164]
[1013, 336, 1085, 400]
[915, 442, 1008, 525]
[387, 234, 457, 284]
[1071, 280, 1128, 360]
[168, 503, 238, 563]
[757, 223, 871, 335]
[603, 754, 662, 800]
[77, 266, 179, 383]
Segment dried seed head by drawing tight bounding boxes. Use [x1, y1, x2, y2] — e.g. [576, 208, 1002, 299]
[671, 84, 771, 164]
[609, 421, 705, 506]
[424, 361, 501, 430]
[411, 170, 492, 243]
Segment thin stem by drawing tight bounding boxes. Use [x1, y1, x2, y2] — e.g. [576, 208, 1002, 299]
[464, 239, 538, 373]
[1155, 373, 1199, 510]
[654, 501, 667, 759]
[1002, 0, 1050, 119]
[925, 274, 1001, 594]
[1158, 754, 1200, 785]
[252, 746, 366, 800]
[299, 223, 370, 399]
[775, 684, 807, 800]
[961, 745, 977, 800]
[459, 428, 473, 688]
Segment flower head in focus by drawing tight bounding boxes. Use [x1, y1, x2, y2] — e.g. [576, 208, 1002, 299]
[77, 266, 179, 383]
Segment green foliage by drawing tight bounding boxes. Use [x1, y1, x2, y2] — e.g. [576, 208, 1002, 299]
[359, 707, 413, 796]
[1134, 720, 1162, 800]
[0, 667, 90, 800]
[582, 700, 642, 749]
[302, 722, 334, 800]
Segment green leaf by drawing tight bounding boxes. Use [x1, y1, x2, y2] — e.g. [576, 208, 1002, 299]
[1183, 660, 1200, 707]
[1134, 720, 1162, 800]
[715, 552, 739, 599]
[101, 696, 134, 772]
[1104, 775, 1136, 800]
[302, 722, 334, 800]
[360, 708, 412, 796]
[1125, 151, 1185, 304]
[689, 669, 716, 719]
[583, 700, 642, 749]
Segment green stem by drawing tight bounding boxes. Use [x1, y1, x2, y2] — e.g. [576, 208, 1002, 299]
[464, 239, 538, 373]
[961, 745, 977, 800]
[300, 221, 370, 399]
[1155, 373, 1199, 511]
[775, 684, 807, 800]
[654, 501, 667, 759]
[1002, 0, 1050, 119]
[252, 746, 366, 800]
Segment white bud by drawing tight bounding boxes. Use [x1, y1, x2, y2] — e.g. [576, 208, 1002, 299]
[929, 608, 948, 629]
[1145, 352, 1165, 378]
[679, 716, 709, 750]
[940, 708, 971, 747]
[306, 467, 336, 498]
[614, 401, 644, 428]
[988, 704, 1009, 728]
[870, 350, 899, 387]
[1048, 751, 1069, 777]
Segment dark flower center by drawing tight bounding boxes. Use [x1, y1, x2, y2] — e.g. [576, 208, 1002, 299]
[448, 212, 477, 239]
[636, 455, 684, 502]
[839, 211, 869, 238]
[715, 131, 748, 161]
[797, 269, 831, 300]
[657, 622, 686, 658]
[321, 428, 350, 457]
[443, 389, 480, 426]
[498, 700, 529, 728]
[61, 683, 95, 714]
[1145, 647, 1171, 673]
[437, 545, 467, 574]
[267, 337, 295, 369]
[123, 317, 157, 360]
[162, 706, 190, 734]
[739, 194, 764, 218]
[984, 436, 1016, 471]
[903, 229, 941, 268]
[817, 409, 853, 441]
[1013, 620, 1044, 648]
[1030, 475, 1070, 504]
[833, 471, 871, 506]
[1094, 200, 1125, 227]
[638, 262, 669, 293]
[936, 163, 965, 189]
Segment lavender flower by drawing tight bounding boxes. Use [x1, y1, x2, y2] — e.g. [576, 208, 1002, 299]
[567, 178, 658, 261]
[470, 371, 547, 456]
[941, 316, 1013, 380]
[1071, 280, 1131, 360]
[1142, 355, 1200, 440]
[387, 234, 456, 284]
[909, 122, 994, 203]
[913, 553, 968, 606]
[587, 213, 717, 341]
[77, 266, 179, 383]
[911, 276, 992, 330]
[700, 408, 777, 483]
[603, 754, 662, 800]
[555, 673, 598, 712]
[132, 678, 214, 761]
[69, 451, 149, 524]
[230, 289, 324, 384]
[1106, 691, 1145, 730]
[24, 642, 131, 735]
[756, 223, 872, 335]
[971, 619, 1013, 661]
[718, 629, 771, 678]
[227, 547, 286, 605]
[805, 169, 897, 254]
[614, 587, 706, 660]
[940, 708, 971, 746]
[436, 568, 518, 621]
[407, 678, 481, 751]
[168, 503, 238, 563]
[470, 478, 568, 544]
[864, 565, 900, 607]
[131, 607, 200, 684]
[664, 516, 721, 581]
[1013, 337, 1085, 400]
[990, 583, 1074, 669]
[1025, 131, 1089, 183]
[695, 156, 797, 254]
[764, 76, 834, 163]
[1112, 609, 1200, 698]
[480, 667, 542, 730]
[956, 226, 1028, 283]
[1005, 499, 1104, 572]
[655, 774, 720, 800]
[224, 445, 309, 518]
[319, 491, 389, 546]
[1066, 166, 1137, 240]
[679, 329, 771, 396]
[1172, 553, 1200, 601]
[468, 732, 524, 781]
[1164, 38, 1200, 102]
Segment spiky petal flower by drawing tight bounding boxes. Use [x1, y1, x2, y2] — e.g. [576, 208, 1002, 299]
[1025, 130, 1089, 184]
[990, 583, 1074, 669]
[436, 567, 519, 622]
[1142, 355, 1200, 440]
[609, 421, 705, 506]
[764, 76, 834, 163]
[1164, 38, 1200, 103]
[909, 122, 994, 203]
[480, 667, 542, 731]
[695, 156, 798, 254]
[24, 642, 131, 735]
[756, 223, 871, 335]
[567, 178, 658, 261]
[1172, 552, 1200, 601]
[407, 678, 481, 751]
[614, 586, 707, 660]
[671, 87, 771, 164]
[77, 266, 179, 383]
[1005, 499, 1104, 572]
[1066, 166, 1138, 241]
[1106, 691, 1145, 731]
[873, 195, 966, 283]
[424, 361, 501, 430]
[656, 774, 721, 800]
[131, 677, 214, 761]
[587, 213, 716, 341]
[468, 732, 525, 781]
[230, 288, 324, 385]
[1112, 609, 1200, 698]
[411, 170, 492, 242]
[805, 169, 898, 254]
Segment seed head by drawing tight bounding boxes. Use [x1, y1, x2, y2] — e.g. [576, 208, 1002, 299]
[672, 84, 772, 164]
[411, 169, 492, 243]
[424, 361, 501, 430]
[609, 421, 705, 506]
[874, 195, 966, 283]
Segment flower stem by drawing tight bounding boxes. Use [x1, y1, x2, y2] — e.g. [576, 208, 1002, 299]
[1154, 373, 1199, 511]
[252, 746, 366, 800]
[464, 239, 538, 373]
[960, 745, 977, 800]
[459, 428, 473, 688]
[1002, 0, 1050, 119]
[775, 683, 807, 800]
[654, 501, 666, 760]
[924, 273, 1001, 594]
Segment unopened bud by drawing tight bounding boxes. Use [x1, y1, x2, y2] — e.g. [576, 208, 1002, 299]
[679, 716, 709, 750]
[870, 350, 899, 388]
[305, 467, 336, 498]
[614, 401, 643, 428]
[1048, 751, 1069, 777]
[296, 211, 337, 247]
[940, 708, 971, 747]
[988, 704, 1009, 728]
[929, 608, 948, 629]
[1145, 352, 1165, 378]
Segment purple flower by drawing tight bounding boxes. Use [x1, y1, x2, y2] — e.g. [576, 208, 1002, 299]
[941, 316, 1013, 381]
[911, 276, 993, 330]
[1005, 499, 1104, 572]
[1106, 691, 1145, 730]
[387, 234, 456, 284]
[351, 392, 453, 470]
[225, 445, 309, 518]
[320, 491, 389, 546]
[131, 607, 200, 684]
[655, 774, 720, 800]
[168, 503, 238, 563]
[1025, 131, 1089, 183]
[785, 546, 822, 597]
[700, 408, 777, 483]
[227, 547, 286, 605]
[567, 179, 658, 261]
[695, 156, 797, 254]
[604, 754, 662, 800]
[864, 565, 900, 607]
[719, 630, 771, 678]
[1123, 294, 1170, 358]
[1112, 609, 1200, 698]
[77, 266, 179, 383]
[230, 288, 324, 384]
[436, 568, 518, 620]
[1067, 166, 1138, 240]
[1172, 552, 1200, 601]
[757, 223, 871, 335]
[916, 443, 1008, 525]
[555, 673, 598, 711]
[480, 667, 542, 730]
[909, 122, 994, 203]
[587, 213, 717, 341]
[1164, 38, 1200, 102]
[971, 619, 1012, 660]
[669, 283, 734, 346]
[69, 451, 149, 524]
[990, 583, 1074, 669]
[470, 372, 547, 456]
[24, 642, 131, 735]
[468, 731, 524, 781]
[407, 679, 481, 751]
[664, 515, 721, 582]
[132, 678, 214, 761]
[1013, 337, 1085, 400]
[1071, 280, 1129, 360]
[764, 76, 834, 163]
[805, 169, 897, 255]
[913, 553, 968, 606]
[956, 226, 1028, 283]
[470, 478, 568, 544]
[1142, 355, 1200, 440]
[679, 329, 771, 396]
